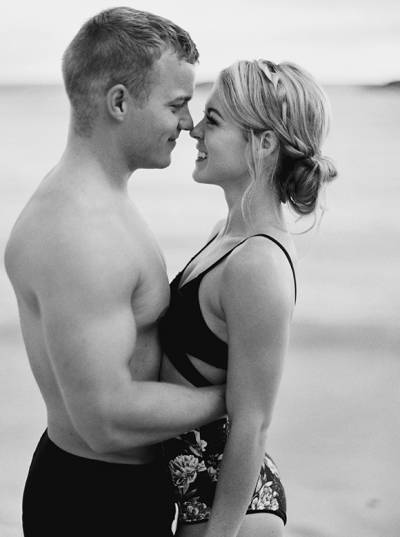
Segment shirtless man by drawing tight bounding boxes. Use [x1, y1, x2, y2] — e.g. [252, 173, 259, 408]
[5, 8, 224, 537]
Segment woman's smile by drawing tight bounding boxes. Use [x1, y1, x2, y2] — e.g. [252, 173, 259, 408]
[196, 150, 208, 162]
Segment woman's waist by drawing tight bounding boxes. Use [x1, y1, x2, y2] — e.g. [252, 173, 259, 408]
[160, 352, 226, 386]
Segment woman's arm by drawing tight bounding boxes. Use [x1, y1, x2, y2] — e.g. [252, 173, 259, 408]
[203, 238, 294, 537]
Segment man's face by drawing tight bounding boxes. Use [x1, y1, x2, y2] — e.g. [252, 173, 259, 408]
[124, 49, 195, 170]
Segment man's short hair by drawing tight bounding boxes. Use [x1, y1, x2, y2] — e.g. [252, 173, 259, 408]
[62, 7, 199, 136]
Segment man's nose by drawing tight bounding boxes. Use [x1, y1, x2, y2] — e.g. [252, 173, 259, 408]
[179, 109, 194, 131]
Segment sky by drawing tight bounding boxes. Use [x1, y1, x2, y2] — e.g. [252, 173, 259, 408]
[1, 0, 399, 85]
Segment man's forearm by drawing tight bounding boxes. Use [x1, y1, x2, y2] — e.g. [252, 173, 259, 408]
[75, 381, 226, 454]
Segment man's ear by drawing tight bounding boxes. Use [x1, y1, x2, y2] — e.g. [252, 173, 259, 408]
[106, 84, 129, 121]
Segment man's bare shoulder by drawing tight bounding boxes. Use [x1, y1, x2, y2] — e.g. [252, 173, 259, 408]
[5, 195, 140, 300]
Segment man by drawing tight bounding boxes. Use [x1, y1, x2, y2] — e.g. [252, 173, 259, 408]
[5, 8, 224, 536]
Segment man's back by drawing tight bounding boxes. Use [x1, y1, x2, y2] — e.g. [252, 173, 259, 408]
[5, 167, 170, 463]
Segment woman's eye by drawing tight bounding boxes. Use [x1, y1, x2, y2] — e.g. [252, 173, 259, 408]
[205, 114, 217, 125]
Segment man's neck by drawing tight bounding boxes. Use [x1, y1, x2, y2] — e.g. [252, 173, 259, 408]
[60, 128, 132, 194]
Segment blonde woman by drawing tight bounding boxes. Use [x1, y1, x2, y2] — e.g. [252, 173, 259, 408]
[160, 60, 337, 537]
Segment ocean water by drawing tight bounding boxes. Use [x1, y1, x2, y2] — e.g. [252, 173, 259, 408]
[1, 83, 399, 347]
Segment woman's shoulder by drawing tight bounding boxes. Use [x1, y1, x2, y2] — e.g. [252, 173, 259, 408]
[226, 233, 295, 270]
[220, 234, 296, 307]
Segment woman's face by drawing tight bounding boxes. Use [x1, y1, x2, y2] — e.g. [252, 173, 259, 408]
[190, 87, 250, 188]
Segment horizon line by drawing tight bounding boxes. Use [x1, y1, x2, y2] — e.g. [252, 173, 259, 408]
[0, 80, 399, 89]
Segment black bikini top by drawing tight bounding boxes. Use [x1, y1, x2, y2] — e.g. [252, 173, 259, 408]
[159, 234, 297, 387]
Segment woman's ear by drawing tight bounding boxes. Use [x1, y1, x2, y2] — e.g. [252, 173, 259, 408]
[261, 130, 279, 156]
[106, 84, 129, 121]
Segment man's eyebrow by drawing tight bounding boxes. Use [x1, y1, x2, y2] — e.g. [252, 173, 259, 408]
[206, 106, 224, 119]
[170, 95, 192, 104]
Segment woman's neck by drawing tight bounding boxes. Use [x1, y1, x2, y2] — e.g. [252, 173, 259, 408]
[221, 182, 286, 239]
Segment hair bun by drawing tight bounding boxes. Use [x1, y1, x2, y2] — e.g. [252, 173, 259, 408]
[282, 154, 337, 215]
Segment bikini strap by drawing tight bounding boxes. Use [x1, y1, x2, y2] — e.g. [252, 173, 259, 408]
[254, 234, 297, 302]
[180, 234, 219, 274]
[198, 234, 297, 302]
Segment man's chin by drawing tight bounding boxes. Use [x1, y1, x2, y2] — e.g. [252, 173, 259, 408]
[158, 158, 171, 169]
[141, 156, 171, 170]
[159, 153, 173, 168]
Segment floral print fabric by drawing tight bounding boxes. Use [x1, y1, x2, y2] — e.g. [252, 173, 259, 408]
[163, 417, 286, 525]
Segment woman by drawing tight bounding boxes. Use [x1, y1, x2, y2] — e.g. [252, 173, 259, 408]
[160, 59, 337, 537]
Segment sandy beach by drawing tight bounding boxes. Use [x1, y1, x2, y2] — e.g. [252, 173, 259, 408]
[1, 84, 399, 536]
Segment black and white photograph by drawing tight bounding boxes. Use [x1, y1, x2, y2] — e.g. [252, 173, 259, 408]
[1, 1, 399, 536]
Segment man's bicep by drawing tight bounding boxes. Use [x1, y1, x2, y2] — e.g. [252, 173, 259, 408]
[43, 302, 136, 387]
[40, 258, 137, 419]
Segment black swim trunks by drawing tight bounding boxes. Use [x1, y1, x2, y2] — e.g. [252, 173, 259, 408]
[23, 430, 175, 537]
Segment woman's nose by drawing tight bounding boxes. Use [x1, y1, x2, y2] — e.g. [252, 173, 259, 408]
[190, 118, 204, 140]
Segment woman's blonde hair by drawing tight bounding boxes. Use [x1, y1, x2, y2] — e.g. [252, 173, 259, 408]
[215, 60, 337, 218]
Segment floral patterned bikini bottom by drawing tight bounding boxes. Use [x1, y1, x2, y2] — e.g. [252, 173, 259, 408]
[163, 417, 287, 525]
